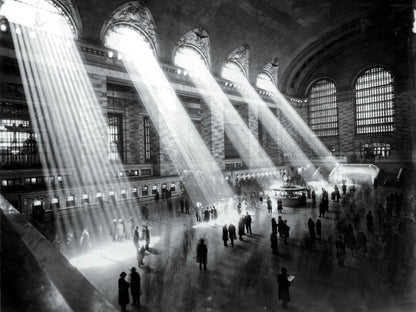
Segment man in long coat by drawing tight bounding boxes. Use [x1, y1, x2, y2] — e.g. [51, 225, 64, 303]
[228, 223, 237, 246]
[277, 267, 291, 309]
[129, 267, 142, 307]
[222, 224, 229, 247]
[196, 238, 208, 271]
[238, 217, 245, 240]
[118, 272, 129, 312]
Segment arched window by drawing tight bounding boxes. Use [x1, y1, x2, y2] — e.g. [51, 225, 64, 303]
[174, 46, 207, 70]
[308, 79, 338, 137]
[0, 0, 79, 38]
[256, 72, 276, 92]
[104, 25, 154, 56]
[221, 61, 245, 82]
[101, 2, 158, 56]
[355, 67, 394, 134]
[174, 27, 211, 70]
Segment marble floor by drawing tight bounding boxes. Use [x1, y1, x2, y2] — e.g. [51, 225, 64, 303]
[63, 186, 416, 312]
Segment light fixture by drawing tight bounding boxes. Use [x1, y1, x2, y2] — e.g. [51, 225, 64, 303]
[0, 23, 7, 32]
[117, 53, 122, 60]
[108, 51, 114, 58]
[15, 27, 21, 35]
[177, 69, 182, 75]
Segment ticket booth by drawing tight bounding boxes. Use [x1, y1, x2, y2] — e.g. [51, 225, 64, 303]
[66, 194, 75, 208]
[170, 182, 176, 192]
[132, 186, 139, 197]
[109, 191, 116, 204]
[96, 192, 103, 207]
[32, 198, 45, 221]
[50, 196, 60, 210]
[81, 193, 89, 205]
[151, 185, 157, 195]
[120, 189, 127, 199]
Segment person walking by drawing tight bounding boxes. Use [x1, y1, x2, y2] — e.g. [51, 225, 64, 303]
[278, 216, 285, 238]
[228, 223, 237, 246]
[312, 190, 316, 208]
[180, 198, 185, 213]
[245, 212, 252, 234]
[222, 224, 229, 247]
[308, 218, 316, 240]
[144, 225, 150, 251]
[316, 219, 322, 241]
[319, 201, 325, 218]
[238, 217, 245, 240]
[118, 272, 129, 312]
[196, 238, 208, 271]
[277, 267, 291, 309]
[129, 267, 142, 307]
[277, 198, 283, 213]
[185, 199, 190, 214]
[283, 220, 290, 245]
[133, 226, 140, 250]
[80, 228, 90, 253]
[366, 210, 374, 232]
[137, 246, 145, 267]
[271, 218, 278, 235]
[267, 196, 272, 213]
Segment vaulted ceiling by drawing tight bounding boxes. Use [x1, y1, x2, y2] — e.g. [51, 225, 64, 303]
[75, 0, 399, 79]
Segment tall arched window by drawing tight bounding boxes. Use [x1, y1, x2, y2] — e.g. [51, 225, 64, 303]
[174, 46, 208, 70]
[308, 79, 338, 137]
[256, 72, 276, 92]
[221, 61, 245, 82]
[355, 67, 394, 134]
[0, 0, 79, 38]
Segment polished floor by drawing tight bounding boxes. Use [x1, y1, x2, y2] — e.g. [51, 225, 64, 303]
[65, 186, 415, 312]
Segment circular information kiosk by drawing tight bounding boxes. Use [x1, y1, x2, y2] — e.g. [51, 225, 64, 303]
[270, 184, 307, 207]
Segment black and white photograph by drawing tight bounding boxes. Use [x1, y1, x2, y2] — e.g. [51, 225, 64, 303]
[0, 0, 415, 311]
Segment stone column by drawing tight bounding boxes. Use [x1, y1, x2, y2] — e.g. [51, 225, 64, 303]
[200, 97, 225, 170]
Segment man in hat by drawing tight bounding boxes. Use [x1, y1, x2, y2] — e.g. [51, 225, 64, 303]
[196, 238, 208, 271]
[129, 267, 142, 307]
[118, 272, 129, 312]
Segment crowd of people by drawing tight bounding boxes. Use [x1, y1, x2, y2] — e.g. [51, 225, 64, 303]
[52, 171, 412, 312]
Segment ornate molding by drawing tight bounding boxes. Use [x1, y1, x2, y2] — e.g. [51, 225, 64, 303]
[225, 44, 249, 77]
[101, 1, 159, 55]
[261, 61, 279, 85]
[175, 27, 211, 68]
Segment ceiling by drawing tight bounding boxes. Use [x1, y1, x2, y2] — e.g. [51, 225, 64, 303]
[73, 0, 397, 78]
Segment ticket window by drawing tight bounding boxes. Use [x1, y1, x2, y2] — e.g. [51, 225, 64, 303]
[32, 199, 43, 210]
[161, 183, 167, 198]
[82, 193, 89, 205]
[151, 185, 157, 195]
[132, 187, 139, 197]
[96, 192, 103, 206]
[109, 191, 116, 204]
[120, 189, 127, 199]
[170, 183, 176, 192]
[32, 198, 45, 220]
[66, 194, 75, 208]
[142, 185, 148, 196]
[50, 196, 60, 210]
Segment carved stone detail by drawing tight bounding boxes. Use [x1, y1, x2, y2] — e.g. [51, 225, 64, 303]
[175, 27, 211, 67]
[261, 61, 279, 85]
[225, 45, 250, 77]
[101, 1, 159, 55]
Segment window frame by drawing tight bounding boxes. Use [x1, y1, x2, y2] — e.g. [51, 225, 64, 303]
[353, 67, 395, 136]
